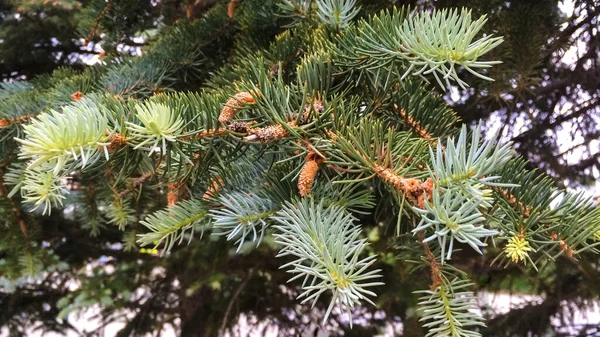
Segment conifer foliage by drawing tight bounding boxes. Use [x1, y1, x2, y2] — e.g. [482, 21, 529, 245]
[1, 0, 599, 336]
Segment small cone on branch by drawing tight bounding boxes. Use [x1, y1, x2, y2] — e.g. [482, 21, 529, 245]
[298, 151, 326, 197]
[218, 106, 238, 124]
[227, 0, 239, 18]
[298, 160, 318, 197]
[218, 91, 256, 124]
[167, 183, 179, 207]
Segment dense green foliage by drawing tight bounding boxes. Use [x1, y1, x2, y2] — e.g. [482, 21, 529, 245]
[1, 1, 599, 337]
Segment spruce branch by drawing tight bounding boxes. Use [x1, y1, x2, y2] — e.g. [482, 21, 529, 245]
[16, 100, 110, 174]
[396, 105, 432, 139]
[105, 194, 135, 231]
[328, 119, 429, 175]
[316, 0, 360, 29]
[297, 52, 333, 94]
[413, 188, 497, 263]
[493, 183, 600, 263]
[0, 81, 33, 100]
[374, 163, 433, 207]
[310, 181, 375, 215]
[385, 79, 460, 138]
[277, 0, 312, 28]
[3, 161, 27, 198]
[340, 7, 503, 90]
[76, 184, 106, 237]
[272, 200, 383, 326]
[396, 8, 503, 90]
[20, 165, 68, 215]
[218, 269, 254, 336]
[119, 171, 154, 198]
[543, 192, 600, 257]
[210, 192, 277, 252]
[18, 252, 44, 278]
[411, 124, 516, 263]
[429, 123, 515, 198]
[126, 102, 185, 155]
[138, 198, 209, 253]
[328, 119, 432, 205]
[416, 279, 485, 337]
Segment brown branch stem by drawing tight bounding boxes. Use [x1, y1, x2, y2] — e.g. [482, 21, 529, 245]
[83, 0, 114, 46]
[218, 270, 254, 336]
